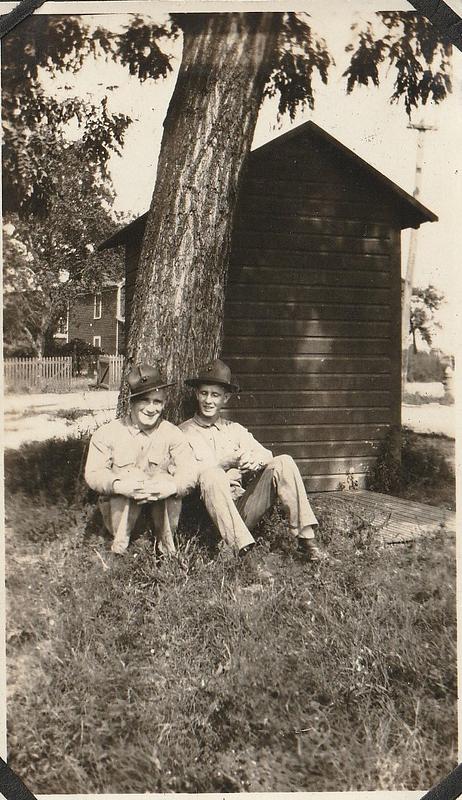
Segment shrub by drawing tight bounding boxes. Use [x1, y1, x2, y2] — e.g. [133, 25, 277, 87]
[407, 350, 446, 382]
[367, 427, 454, 504]
[4, 434, 94, 504]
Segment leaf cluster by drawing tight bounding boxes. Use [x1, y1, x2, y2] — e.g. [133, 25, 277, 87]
[409, 284, 444, 346]
[264, 13, 332, 119]
[344, 12, 452, 115]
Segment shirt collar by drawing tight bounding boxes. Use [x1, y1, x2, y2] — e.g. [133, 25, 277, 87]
[193, 413, 225, 430]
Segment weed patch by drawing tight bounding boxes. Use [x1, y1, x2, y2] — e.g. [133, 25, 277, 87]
[367, 427, 455, 509]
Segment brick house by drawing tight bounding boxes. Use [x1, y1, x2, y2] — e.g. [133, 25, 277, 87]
[67, 280, 125, 355]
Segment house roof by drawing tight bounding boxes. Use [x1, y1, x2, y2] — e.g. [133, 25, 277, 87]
[99, 120, 437, 251]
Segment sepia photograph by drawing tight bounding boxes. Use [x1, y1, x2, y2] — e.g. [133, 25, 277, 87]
[2, 1, 459, 794]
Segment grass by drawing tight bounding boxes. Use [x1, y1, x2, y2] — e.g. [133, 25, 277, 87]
[5, 437, 457, 793]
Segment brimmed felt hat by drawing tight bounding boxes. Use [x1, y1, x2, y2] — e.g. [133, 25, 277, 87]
[128, 363, 175, 399]
[185, 359, 239, 393]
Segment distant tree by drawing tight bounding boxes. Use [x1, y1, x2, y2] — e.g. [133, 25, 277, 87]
[3, 142, 125, 357]
[409, 284, 444, 353]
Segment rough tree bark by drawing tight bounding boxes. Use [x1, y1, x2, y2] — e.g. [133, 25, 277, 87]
[122, 13, 282, 418]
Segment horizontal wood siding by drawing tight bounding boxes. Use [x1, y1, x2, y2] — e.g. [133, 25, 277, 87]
[222, 132, 401, 491]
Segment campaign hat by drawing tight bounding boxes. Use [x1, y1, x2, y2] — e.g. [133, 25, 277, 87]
[185, 359, 239, 393]
[127, 363, 175, 399]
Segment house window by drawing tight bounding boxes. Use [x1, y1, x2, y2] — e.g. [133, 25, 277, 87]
[93, 336, 101, 349]
[56, 316, 67, 336]
[94, 293, 102, 319]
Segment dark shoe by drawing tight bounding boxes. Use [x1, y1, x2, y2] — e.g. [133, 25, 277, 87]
[239, 542, 256, 558]
[297, 538, 328, 562]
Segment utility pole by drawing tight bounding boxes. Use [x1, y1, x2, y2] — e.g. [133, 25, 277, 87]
[401, 119, 437, 389]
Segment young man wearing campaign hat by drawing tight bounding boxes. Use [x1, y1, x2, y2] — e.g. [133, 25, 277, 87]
[180, 359, 325, 561]
[85, 363, 197, 555]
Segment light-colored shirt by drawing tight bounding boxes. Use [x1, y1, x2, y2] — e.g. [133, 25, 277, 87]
[180, 415, 273, 495]
[85, 416, 197, 497]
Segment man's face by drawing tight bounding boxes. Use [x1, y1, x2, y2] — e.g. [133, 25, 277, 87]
[195, 383, 230, 421]
[130, 388, 166, 430]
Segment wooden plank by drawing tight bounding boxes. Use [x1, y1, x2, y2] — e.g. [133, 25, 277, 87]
[349, 491, 452, 521]
[237, 196, 393, 222]
[224, 355, 391, 374]
[304, 474, 368, 492]
[227, 390, 391, 408]
[230, 250, 390, 271]
[245, 161, 372, 188]
[234, 230, 391, 255]
[326, 491, 456, 538]
[229, 373, 392, 391]
[225, 301, 390, 322]
[226, 407, 392, 425]
[271, 440, 381, 459]
[244, 177, 380, 203]
[291, 456, 377, 475]
[224, 319, 391, 338]
[337, 498, 449, 526]
[224, 336, 392, 356]
[228, 266, 391, 288]
[225, 284, 390, 304]
[234, 214, 390, 239]
[246, 423, 390, 443]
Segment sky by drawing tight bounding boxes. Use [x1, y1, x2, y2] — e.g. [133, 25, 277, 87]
[39, 4, 461, 353]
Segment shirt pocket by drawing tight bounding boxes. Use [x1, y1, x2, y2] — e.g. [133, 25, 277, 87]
[147, 444, 169, 472]
[112, 455, 137, 479]
[112, 449, 136, 469]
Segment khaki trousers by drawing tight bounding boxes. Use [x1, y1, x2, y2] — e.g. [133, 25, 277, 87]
[99, 495, 181, 555]
[199, 454, 318, 551]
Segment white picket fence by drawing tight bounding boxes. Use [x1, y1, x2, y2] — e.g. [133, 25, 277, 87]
[4, 356, 73, 392]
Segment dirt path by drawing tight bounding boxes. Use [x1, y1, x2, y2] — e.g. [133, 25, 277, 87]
[4, 391, 118, 450]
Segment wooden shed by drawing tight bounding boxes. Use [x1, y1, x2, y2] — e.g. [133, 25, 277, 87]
[99, 121, 437, 491]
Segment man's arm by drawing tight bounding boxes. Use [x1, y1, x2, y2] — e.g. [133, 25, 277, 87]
[168, 428, 198, 495]
[84, 427, 119, 495]
[237, 426, 273, 471]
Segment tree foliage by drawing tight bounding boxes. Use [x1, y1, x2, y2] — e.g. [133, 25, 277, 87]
[3, 142, 124, 357]
[344, 12, 451, 115]
[2, 10, 452, 366]
[409, 284, 444, 353]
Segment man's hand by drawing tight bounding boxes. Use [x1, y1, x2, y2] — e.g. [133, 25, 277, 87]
[135, 474, 177, 502]
[226, 468, 242, 488]
[238, 450, 261, 472]
[113, 475, 146, 498]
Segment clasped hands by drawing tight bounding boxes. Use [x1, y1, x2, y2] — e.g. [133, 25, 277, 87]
[114, 473, 177, 502]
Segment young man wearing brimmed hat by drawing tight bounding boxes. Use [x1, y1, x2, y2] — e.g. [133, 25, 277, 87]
[180, 359, 324, 561]
[85, 363, 197, 555]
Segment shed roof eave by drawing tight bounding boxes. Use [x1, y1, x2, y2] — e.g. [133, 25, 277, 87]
[98, 212, 148, 251]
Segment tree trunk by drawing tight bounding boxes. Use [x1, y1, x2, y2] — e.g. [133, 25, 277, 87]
[123, 13, 282, 419]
